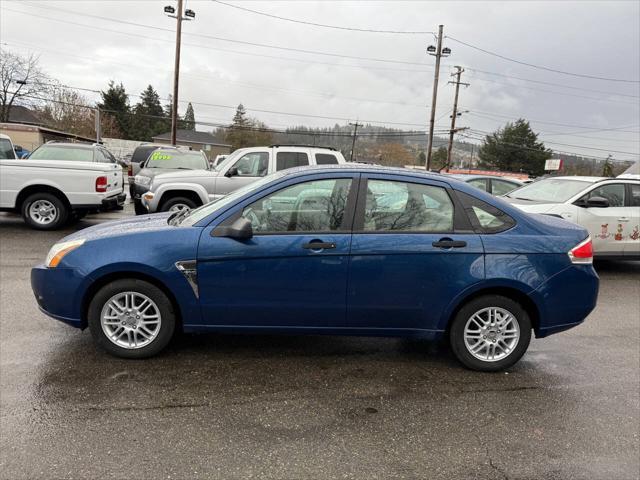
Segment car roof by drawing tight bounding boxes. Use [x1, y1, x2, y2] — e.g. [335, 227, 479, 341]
[41, 142, 95, 149]
[546, 176, 607, 182]
[274, 163, 454, 180]
[449, 173, 522, 182]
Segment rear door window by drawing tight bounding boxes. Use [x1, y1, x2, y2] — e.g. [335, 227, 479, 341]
[276, 152, 310, 171]
[315, 153, 339, 165]
[468, 178, 488, 192]
[362, 179, 454, 232]
[630, 184, 640, 207]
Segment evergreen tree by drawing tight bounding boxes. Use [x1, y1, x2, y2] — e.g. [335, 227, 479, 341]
[602, 156, 614, 177]
[130, 85, 165, 141]
[97, 81, 130, 139]
[478, 119, 552, 176]
[225, 104, 252, 149]
[431, 146, 448, 171]
[183, 102, 196, 130]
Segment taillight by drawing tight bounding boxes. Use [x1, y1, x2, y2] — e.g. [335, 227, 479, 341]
[568, 237, 593, 264]
[128, 164, 133, 176]
[95, 176, 108, 193]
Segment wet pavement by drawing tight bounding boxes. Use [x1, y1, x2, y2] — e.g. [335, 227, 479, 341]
[1, 206, 639, 479]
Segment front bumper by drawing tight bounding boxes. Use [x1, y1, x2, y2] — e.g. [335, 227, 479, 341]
[31, 264, 86, 329]
[132, 183, 150, 201]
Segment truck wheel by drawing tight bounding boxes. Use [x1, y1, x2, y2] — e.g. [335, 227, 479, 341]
[160, 197, 197, 213]
[134, 199, 148, 215]
[449, 295, 531, 372]
[88, 279, 176, 359]
[21, 192, 68, 230]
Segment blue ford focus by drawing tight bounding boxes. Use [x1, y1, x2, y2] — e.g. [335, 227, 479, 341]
[31, 165, 598, 371]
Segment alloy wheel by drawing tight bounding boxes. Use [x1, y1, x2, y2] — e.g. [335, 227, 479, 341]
[463, 307, 520, 362]
[100, 291, 162, 349]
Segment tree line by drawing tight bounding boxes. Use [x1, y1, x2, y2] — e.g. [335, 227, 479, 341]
[1, 49, 628, 177]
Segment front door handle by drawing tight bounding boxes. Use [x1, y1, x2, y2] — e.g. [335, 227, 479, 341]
[618, 217, 629, 222]
[432, 238, 467, 249]
[302, 241, 336, 250]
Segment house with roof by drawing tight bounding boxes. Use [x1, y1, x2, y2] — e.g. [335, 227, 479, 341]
[152, 129, 232, 160]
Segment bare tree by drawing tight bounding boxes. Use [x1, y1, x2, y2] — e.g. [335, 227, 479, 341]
[37, 87, 95, 138]
[0, 50, 51, 122]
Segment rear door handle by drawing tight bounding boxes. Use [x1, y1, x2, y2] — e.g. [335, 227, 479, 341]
[302, 241, 336, 250]
[432, 238, 467, 249]
[618, 217, 629, 222]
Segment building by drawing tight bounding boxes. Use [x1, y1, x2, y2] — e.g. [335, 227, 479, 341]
[152, 130, 231, 160]
[0, 123, 96, 153]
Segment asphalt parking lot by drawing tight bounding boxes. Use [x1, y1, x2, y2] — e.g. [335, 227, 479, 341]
[1, 206, 639, 480]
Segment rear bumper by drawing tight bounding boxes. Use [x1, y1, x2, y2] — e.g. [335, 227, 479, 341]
[101, 192, 126, 211]
[31, 264, 86, 329]
[533, 264, 599, 338]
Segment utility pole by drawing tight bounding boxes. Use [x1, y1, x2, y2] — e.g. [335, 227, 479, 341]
[94, 107, 101, 143]
[164, 1, 196, 146]
[425, 25, 451, 171]
[349, 121, 363, 162]
[446, 66, 470, 172]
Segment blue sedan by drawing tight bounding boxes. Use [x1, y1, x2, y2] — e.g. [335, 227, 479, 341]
[31, 165, 599, 371]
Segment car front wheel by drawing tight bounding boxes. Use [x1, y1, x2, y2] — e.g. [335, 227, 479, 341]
[160, 196, 198, 213]
[88, 279, 176, 359]
[449, 295, 532, 371]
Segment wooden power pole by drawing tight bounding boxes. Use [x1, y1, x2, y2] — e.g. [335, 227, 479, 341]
[349, 121, 363, 162]
[170, 0, 184, 146]
[426, 25, 447, 171]
[445, 66, 469, 172]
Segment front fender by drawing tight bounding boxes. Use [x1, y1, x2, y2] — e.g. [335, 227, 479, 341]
[151, 182, 210, 211]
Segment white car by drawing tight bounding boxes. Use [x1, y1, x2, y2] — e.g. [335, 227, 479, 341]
[505, 176, 640, 258]
[0, 141, 125, 230]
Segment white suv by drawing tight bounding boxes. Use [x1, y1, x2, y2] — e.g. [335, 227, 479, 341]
[142, 145, 346, 213]
[505, 176, 640, 258]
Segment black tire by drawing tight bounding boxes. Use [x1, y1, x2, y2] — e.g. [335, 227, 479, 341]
[449, 295, 532, 372]
[134, 198, 148, 215]
[88, 279, 176, 359]
[21, 192, 68, 230]
[160, 196, 197, 213]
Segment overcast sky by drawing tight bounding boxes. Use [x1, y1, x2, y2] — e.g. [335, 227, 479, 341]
[1, 0, 639, 160]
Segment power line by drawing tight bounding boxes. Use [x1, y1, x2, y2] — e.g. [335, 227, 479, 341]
[9, 4, 640, 99]
[447, 35, 640, 84]
[5, 4, 432, 67]
[211, 0, 434, 35]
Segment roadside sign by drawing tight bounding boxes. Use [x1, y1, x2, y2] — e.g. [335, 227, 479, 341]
[545, 159, 563, 171]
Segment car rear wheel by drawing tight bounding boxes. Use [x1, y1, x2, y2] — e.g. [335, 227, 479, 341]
[160, 196, 197, 213]
[88, 279, 176, 359]
[449, 295, 531, 371]
[21, 192, 68, 230]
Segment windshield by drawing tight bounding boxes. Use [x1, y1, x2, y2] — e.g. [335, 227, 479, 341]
[29, 145, 94, 162]
[145, 150, 208, 170]
[179, 170, 289, 226]
[0, 138, 15, 159]
[506, 178, 591, 202]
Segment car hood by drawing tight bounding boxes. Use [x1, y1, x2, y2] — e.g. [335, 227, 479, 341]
[138, 167, 196, 178]
[63, 213, 175, 243]
[505, 198, 560, 214]
[153, 169, 219, 182]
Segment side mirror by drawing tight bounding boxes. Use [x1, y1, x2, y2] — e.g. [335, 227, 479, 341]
[212, 216, 253, 239]
[225, 166, 238, 178]
[586, 196, 609, 208]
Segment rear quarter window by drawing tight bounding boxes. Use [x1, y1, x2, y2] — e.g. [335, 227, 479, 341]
[315, 153, 339, 165]
[456, 191, 516, 233]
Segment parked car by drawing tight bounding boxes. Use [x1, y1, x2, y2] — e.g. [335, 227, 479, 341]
[504, 176, 640, 258]
[212, 154, 227, 168]
[141, 145, 347, 213]
[127, 144, 182, 199]
[449, 174, 523, 196]
[0, 133, 17, 159]
[132, 148, 209, 215]
[1, 142, 125, 229]
[32, 165, 598, 371]
[13, 144, 30, 159]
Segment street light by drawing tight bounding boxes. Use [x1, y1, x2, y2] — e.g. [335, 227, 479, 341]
[164, 5, 175, 14]
[184, 9, 195, 19]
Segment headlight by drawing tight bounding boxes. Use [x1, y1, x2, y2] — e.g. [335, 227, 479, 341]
[135, 175, 152, 186]
[45, 239, 85, 268]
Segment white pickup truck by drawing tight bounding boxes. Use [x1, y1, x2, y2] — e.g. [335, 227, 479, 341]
[0, 137, 125, 230]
